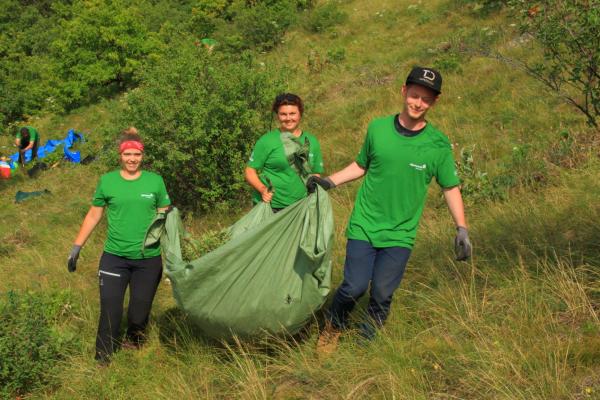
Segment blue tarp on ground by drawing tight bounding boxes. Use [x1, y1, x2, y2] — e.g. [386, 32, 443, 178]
[9, 129, 84, 164]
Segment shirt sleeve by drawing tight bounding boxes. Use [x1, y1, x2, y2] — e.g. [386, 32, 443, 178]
[247, 136, 268, 170]
[156, 177, 171, 208]
[309, 137, 325, 174]
[435, 148, 461, 188]
[91, 177, 107, 207]
[355, 130, 372, 169]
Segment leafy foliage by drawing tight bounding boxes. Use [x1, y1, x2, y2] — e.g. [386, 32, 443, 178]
[0, 0, 62, 125]
[0, 290, 78, 398]
[50, 0, 158, 109]
[116, 38, 285, 211]
[304, 1, 347, 33]
[0, 0, 319, 127]
[232, 0, 298, 51]
[512, 0, 600, 127]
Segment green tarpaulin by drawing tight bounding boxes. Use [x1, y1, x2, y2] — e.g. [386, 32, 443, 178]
[144, 187, 333, 339]
[144, 131, 333, 338]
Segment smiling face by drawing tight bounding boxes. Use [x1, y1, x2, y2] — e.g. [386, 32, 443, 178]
[401, 84, 439, 122]
[120, 149, 143, 174]
[276, 105, 302, 133]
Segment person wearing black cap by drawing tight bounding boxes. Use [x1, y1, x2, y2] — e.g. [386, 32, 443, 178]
[307, 66, 471, 354]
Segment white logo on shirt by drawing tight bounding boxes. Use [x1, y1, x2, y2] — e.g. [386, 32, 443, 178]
[409, 163, 427, 171]
[141, 193, 155, 199]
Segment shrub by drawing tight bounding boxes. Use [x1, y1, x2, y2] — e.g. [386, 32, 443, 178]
[115, 37, 285, 211]
[326, 46, 346, 64]
[0, 290, 78, 398]
[0, 0, 61, 125]
[508, 0, 600, 127]
[50, 0, 158, 110]
[455, 146, 508, 203]
[232, 0, 298, 51]
[304, 1, 347, 33]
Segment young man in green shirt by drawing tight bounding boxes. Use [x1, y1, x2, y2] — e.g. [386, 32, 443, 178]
[15, 126, 40, 166]
[308, 67, 472, 352]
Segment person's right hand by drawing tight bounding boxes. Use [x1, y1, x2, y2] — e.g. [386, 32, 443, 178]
[260, 187, 273, 203]
[67, 245, 81, 272]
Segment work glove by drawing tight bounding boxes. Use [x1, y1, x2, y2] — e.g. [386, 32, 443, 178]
[454, 226, 472, 261]
[306, 176, 336, 194]
[67, 245, 81, 272]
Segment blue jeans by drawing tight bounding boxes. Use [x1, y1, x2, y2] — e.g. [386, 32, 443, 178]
[328, 239, 411, 336]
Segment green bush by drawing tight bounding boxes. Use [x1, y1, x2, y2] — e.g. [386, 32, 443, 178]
[115, 37, 285, 211]
[0, 0, 62, 125]
[509, 0, 600, 127]
[304, 1, 347, 33]
[0, 0, 310, 128]
[232, 0, 298, 51]
[0, 290, 78, 398]
[50, 0, 158, 110]
[456, 146, 508, 203]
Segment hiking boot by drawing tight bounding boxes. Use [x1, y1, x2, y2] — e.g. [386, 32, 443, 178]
[316, 323, 342, 357]
[357, 321, 378, 343]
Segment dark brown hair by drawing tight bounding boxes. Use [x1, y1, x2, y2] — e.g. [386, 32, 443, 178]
[272, 93, 304, 115]
[20, 127, 30, 139]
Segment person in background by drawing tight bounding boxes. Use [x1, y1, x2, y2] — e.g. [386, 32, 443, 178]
[67, 127, 171, 363]
[245, 93, 324, 212]
[308, 67, 472, 354]
[15, 126, 40, 167]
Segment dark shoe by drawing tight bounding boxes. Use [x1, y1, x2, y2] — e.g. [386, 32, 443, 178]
[357, 321, 378, 343]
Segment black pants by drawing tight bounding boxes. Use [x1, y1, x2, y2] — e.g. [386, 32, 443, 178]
[95, 252, 162, 361]
[18, 138, 39, 164]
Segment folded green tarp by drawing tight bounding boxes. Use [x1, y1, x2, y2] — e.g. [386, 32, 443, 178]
[144, 187, 333, 339]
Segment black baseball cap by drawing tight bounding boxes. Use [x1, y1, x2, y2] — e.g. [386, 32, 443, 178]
[405, 66, 442, 95]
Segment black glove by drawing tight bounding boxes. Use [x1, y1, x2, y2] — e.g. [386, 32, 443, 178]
[67, 245, 81, 272]
[306, 176, 336, 194]
[454, 227, 472, 261]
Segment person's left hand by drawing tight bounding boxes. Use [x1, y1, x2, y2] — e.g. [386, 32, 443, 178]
[454, 226, 472, 261]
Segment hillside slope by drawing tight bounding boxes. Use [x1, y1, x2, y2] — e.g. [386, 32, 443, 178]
[1, 0, 598, 399]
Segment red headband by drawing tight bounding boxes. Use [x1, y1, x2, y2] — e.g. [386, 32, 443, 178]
[119, 141, 144, 153]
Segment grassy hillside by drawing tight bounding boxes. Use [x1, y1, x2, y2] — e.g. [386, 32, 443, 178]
[1, 0, 598, 399]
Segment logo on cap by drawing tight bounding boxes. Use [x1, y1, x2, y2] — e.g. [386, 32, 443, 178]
[422, 69, 436, 81]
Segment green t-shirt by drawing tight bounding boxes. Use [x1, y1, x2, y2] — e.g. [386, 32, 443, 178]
[346, 115, 460, 248]
[247, 129, 324, 208]
[16, 126, 39, 143]
[92, 170, 171, 259]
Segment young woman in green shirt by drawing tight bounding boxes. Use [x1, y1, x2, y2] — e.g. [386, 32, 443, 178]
[245, 93, 325, 211]
[67, 127, 171, 363]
